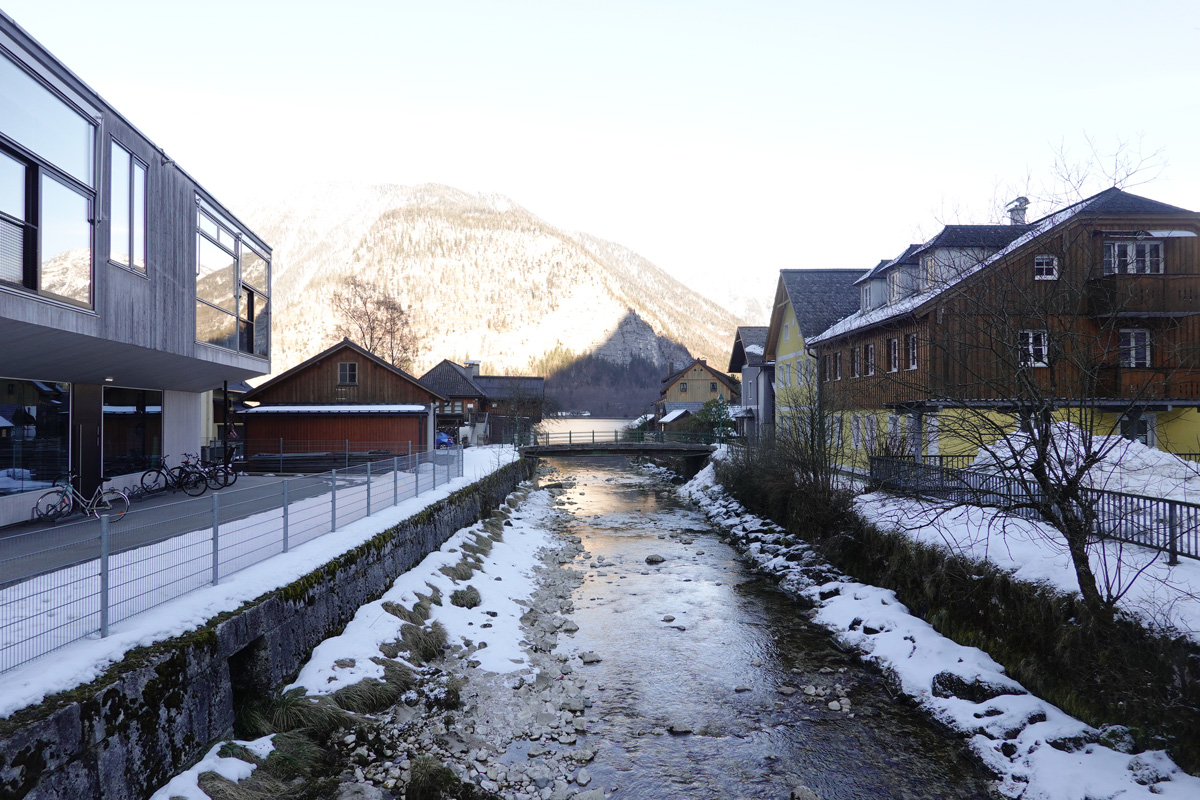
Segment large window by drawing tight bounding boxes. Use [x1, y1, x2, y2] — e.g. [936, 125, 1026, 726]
[109, 140, 146, 272]
[195, 205, 270, 357]
[0, 378, 70, 496]
[1120, 329, 1150, 368]
[102, 387, 162, 474]
[1104, 241, 1163, 275]
[0, 50, 96, 308]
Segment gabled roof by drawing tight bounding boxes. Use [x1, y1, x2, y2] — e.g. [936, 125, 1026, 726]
[659, 358, 739, 396]
[420, 360, 487, 398]
[811, 187, 1199, 346]
[780, 269, 863, 340]
[856, 247, 921, 285]
[728, 326, 769, 372]
[474, 375, 544, 400]
[243, 339, 445, 403]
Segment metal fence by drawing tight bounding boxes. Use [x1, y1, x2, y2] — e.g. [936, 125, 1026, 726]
[869, 456, 1199, 563]
[530, 429, 728, 446]
[0, 446, 464, 674]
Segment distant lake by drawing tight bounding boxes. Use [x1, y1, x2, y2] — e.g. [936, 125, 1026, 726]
[543, 417, 634, 435]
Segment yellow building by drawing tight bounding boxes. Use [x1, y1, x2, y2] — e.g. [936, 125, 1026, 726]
[763, 269, 862, 434]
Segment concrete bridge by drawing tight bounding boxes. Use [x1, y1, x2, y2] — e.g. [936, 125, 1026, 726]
[521, 430, 720, 459]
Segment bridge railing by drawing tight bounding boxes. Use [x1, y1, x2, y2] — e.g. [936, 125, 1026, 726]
[529, 430, 727, 446]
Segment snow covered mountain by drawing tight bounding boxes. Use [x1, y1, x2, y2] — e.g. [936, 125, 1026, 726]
[241, 183, 746, 388]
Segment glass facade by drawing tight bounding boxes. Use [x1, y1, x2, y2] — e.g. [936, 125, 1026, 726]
[102, 387, 162, 474]
[195, 205, 269, 357]
[109, 140, 146, 272]
[0, 48, 96, 307]
[0, 378, 70, 497]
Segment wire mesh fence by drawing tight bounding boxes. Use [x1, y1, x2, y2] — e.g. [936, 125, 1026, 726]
[869, 456, 1199, 563]
[0, 446, 463, 674]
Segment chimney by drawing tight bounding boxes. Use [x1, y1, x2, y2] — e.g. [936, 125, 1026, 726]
[666, 361, 675, 378]
[463, 360, 481, 377]
[1005, 196, 1029, 225]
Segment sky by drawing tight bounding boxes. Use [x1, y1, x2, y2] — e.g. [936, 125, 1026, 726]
[5, 0, 1200, 318]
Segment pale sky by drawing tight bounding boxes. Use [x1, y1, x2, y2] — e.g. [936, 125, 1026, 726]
[6, 1, 1200, 318]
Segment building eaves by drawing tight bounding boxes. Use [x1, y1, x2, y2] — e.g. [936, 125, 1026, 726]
[244, 339, 445, 403]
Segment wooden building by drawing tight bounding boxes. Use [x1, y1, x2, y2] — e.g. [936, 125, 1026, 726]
[808, 188, 1200, 464]
[0, 10, 272, 524]
[654, 358, 740, 425]
[240, 339, 442, 463]
[419, 360, 545, 445]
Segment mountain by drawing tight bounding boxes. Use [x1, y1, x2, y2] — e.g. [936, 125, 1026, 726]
[240, 183, 746, 412]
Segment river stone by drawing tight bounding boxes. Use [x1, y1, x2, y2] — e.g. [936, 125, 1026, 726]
[337, 783, 387, 800]
[645, 554, 665, 564]
[791, 787, 821, 800]
[778, 686, 798, 696]
[667, 722, 693, 735]
[931, 671, 1025, 702]
[828, 700, 842, 711]
[662, 615, 675, 622]
[734, 685, 751, 693]
[576, 768, 592, 786]
[580, 651, 602, 664]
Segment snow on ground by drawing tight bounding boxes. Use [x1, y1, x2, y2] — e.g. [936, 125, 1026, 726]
[973, 422, 1200, 501]
[290, 487, 557, 693]
[148, 735, 275, 800]
[0, 447, 519, 719]
[681, 461, 1200, 799]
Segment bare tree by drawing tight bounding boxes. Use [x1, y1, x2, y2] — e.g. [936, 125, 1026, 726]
[331, 276, 421, 371]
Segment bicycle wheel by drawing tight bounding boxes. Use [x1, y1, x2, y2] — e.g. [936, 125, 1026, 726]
[141, 468, 167, 494]
[222, 466, 238, 488]
[180, 468, 208, 497]
[204, 467, 224, 491]
[95, 490, 130, 522]
[34, 490, 71, 522]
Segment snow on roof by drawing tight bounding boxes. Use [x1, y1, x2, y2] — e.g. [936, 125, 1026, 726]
[744, 344, 763, 355]
[810, 193, 1106, 345]
[242, 404, 427, 414]
[660, 409, 690, 423]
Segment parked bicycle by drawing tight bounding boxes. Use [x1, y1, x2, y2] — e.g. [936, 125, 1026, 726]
[197, 458, 239, 490]
[32, 472, 130, 523]
[139, 454, 208, 497]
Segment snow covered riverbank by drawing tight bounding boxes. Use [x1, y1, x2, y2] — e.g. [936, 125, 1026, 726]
[680, 462, 1200, 799]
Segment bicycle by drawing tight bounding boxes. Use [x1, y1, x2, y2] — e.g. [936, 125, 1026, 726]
[33, 472, 130, 523]
[198, 458, 238, 490]
[140, 454, 208, 497]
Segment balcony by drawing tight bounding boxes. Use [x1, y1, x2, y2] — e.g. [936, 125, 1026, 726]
[1095, 367, 1200, 400]
[1087, 274, 1200, 317]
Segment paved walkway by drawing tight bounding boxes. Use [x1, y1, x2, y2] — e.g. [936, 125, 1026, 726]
[0, 476, 329, 586]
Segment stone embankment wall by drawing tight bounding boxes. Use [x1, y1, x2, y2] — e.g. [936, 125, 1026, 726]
[0, 459, 537, 800]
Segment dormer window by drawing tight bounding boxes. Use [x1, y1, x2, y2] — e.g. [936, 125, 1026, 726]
[1104, 241, 1163, 274]
[887, 271, 901, 304]
[921, 255, 936, 288]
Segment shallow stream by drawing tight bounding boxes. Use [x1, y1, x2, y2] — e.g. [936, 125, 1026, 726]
[545, 457, 997, 799]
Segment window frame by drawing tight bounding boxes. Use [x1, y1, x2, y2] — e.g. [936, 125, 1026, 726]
[866, 343, 875, 375]
[1033, 254, 1058, 281]
[1104, 240, 1164, 275]
[338, 361, 358, 385]
[887, 338, 899, 372]
[680, 381, 688, 394]
[709, 381, 717, 393]
[833, 352, 842, 381]
[1019, 329, 1049, 368]
[851, 347, 860, 378]
[1119, 328, 1151, 368]
[906, 333, 918, 370]
[108, 138, 147, 275]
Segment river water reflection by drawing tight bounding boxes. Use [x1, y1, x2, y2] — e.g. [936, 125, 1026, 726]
[546, 457, 997, 800]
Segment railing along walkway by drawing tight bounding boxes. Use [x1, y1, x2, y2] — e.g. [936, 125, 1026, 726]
[0, 446, 464, 674]
[870, 456, 1199, 564]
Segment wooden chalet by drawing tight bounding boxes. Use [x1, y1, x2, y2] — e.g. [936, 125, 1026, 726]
[240, 339, 444, 465]
[808, 188, 1200, 458]
[655, 358, 740, 427]
[419, 360, 545, 444]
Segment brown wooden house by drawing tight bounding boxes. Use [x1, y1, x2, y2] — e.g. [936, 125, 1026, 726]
[240, 339, 444, 464]
[654, 358, 740, 426]
[808, 188, 1200, 459]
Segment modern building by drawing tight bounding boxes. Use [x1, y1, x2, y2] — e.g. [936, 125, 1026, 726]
[808, 188, 1200, 466]
[0, 11, 272, 525]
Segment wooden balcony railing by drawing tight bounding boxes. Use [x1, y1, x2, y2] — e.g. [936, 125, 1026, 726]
[1087, 274, 1200, 317]
[1094, 367, 1200, 399]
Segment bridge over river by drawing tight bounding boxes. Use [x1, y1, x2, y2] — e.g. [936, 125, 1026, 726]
[521, 430, 720, 459]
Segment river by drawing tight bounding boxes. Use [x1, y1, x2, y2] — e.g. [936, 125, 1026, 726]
[540, 456, 996, 799]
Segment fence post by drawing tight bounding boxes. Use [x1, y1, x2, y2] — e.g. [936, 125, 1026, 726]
[393, 456, 399, 505]
[433, 453, 438, 489]
[365, 460, 373, 516]
[211, 492, 221, 585]
[459, 442, 464, 477]
[331, 468, 338, 532]
[1168, 503, 1180, 566]
[100, 514, 110, 638]
[592, 430, 595, 443]
[569, 431, 573, 445]
[279, 438, 284, 473]
[282, 479, 290, 553]
[345, 440, 350, 470]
